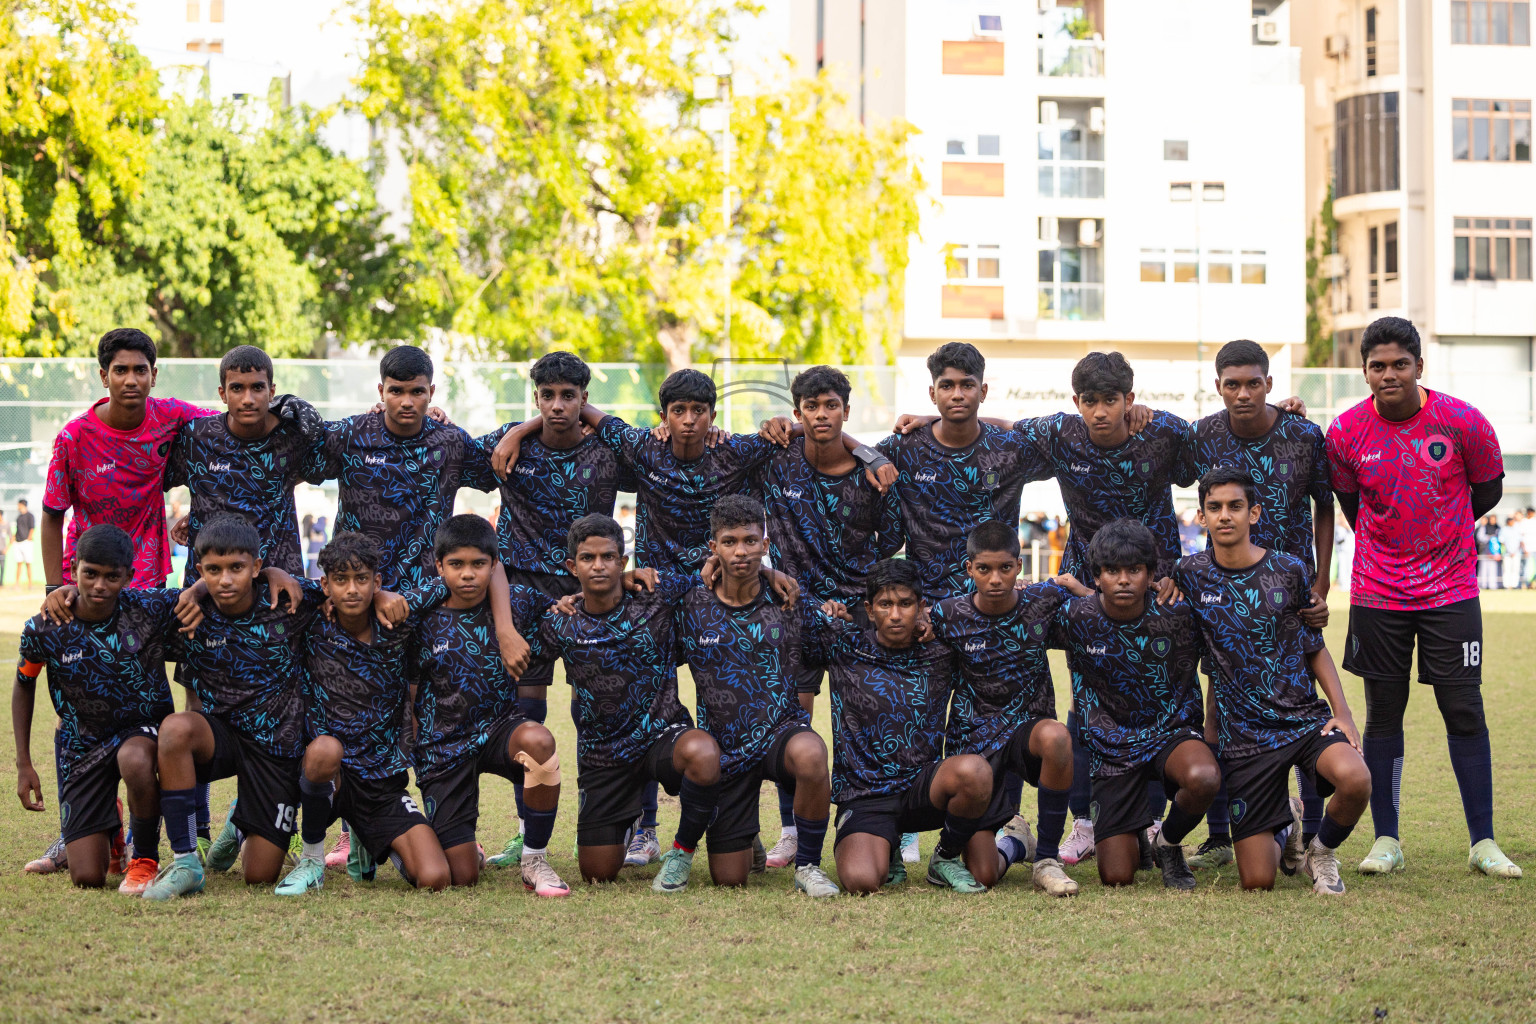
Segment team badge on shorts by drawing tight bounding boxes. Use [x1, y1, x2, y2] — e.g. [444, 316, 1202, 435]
[1422, 434, 1452, 467]
[423, 795, 437, 819]
[1229, 798, 1246, 823]
[60, 801, 72, 830]
[1088, 800, 1100, 825]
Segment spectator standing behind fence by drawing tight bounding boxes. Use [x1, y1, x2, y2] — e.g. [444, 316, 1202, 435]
[1177, 507, 1204, 556]
[305, 516, 327, 580]
[1334, 519, 1354, 591]
[1499, 513, 1522, 590]
[1475, 514, 1499, 590]
[13, 498, 36, 587]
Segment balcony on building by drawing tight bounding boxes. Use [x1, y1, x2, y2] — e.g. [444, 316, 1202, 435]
[1331, 90, 1401, 216]
[1037, 98, 1104, 199]
[942, 132, 1005, 196]
[1038, 217, 1103, 321]
[942, 12, 1006, 75]
[1037, 1, 1104, 79]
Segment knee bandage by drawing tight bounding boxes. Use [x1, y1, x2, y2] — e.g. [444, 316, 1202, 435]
[514, 750, 561, 788]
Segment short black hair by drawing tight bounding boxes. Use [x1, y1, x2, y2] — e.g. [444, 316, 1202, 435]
[219, 345, 274, 386]
[567, 513, 625, 558]
[657, 368, 716, 412]
[194, 514, 262, 561]
[531, 351, 591, 390]
[16, 498, 26, 508]
[1197, 465, 1259, 508]
[1087, 518, 1158, 578]
[318, 531, 381, 576]
[1214, 339, 1269, 377]
[966, 521, 1020, 561]
[926, 342, 985, 381]
[710, 493, 765, 538]
[1361, 315, 1421, 361]
[434, 514, 499, 563]
[864, 557, 924, 605]
[380, 345, 433, 383]
[791, 365, 852, 408]
[1071, 351, 1133, 398]
[74, 524, 134, 571]
[97, 328, 157, 370]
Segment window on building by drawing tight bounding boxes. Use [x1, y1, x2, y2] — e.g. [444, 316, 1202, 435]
[1169, 182, 1193, 202]
[1454, 218, 1534, 280]
[1335, 92, 1400, 196]
[946, 244, 1003, 281]
[1452, 99, 1533, 161]
[186, 39, 204, 51]
[1241, 251, 1267, 284]
[1164, 140, 1189, 161]
[186, 0, 199, 21]
[1039, 219, 1104, 320]
[1173, 251, 1199, 282]
[1366, 7, 1378, 76]
[946, 246, 969, 279]
[1140, 249, 1166, 282]
[1368, 222, 1398, 308]
[207, 39, 223, 53]
[1451, 1, 1531, 44]
[947, 139, 966, 155]
[948, 134, 1001, 158]
[210, 0, 224, 21]
[1207, 251, 1233, 283]
[978, 134, 1001, 156]
[976, 244, 1001, 279]
[1202, 182, 1226, 201]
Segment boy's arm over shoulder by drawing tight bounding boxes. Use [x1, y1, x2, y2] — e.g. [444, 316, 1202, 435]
[594, 413, 649, 465]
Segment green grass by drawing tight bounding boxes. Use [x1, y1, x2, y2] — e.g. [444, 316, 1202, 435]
[1, 610, 1534, 1023]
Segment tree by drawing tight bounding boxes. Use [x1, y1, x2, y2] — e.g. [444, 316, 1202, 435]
[355, 0, 922, 369]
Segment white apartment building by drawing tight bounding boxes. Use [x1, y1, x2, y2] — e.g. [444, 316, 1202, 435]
[1296, 0, 1536, 496]
[778, 0, 1306, 425]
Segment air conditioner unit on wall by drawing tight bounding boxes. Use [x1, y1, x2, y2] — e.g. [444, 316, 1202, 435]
[1079, 220, 1099, 246]
[1088, 106, 1105, 133]
[1255, 17, 1282, 43]
[1324, 33, 1348, 58]
[1320, 253, 1346, 279]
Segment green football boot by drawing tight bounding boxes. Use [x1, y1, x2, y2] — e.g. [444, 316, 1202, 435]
[1357, 835, 1405, 875]
[195, 836, 211, 866]
[651, 847, 694, 893]
[1469, 838, 1522, 878]
[484, 832, 524, 869]
[1186, 835, 1234, 870]
[925, 851, 987, 893]
[347, 832, 377, 882]
[141, 853, 206, 901]
[883, 842, 907, 887]
[284, 831, 304, 869]
[275, 856, 326, 896]
[205, 799, 242, 873]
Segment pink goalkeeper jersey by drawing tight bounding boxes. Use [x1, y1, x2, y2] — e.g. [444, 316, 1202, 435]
[43, 396, 214, 586]
[1326, 388, 1503, 611]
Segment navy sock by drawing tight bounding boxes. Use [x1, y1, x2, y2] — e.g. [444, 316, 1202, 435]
[162, 787, 199, 856]
[793, 814, 828, 868]
[672, 778, 720, 852]
[777, 783, 795, 828]
[1447, 730, 1495, 845]
[996, 834, 1029, 870]
[514, 784, 528, 824]
[1035, 785, 1070, 862]
[1362, 732, 1404, 840]
[1146, 778, 1168, 822]
[517, 696, 548, 724]
[1296, 766, 1324, 847]
[195, 782, 211, 842]
[1316, 811, 1355, 851]
[523, 806, 557, 852]
[1066, 712, 1091, 819]
[1160, 798, 1203, 846]
[640, 781, 660, 830]
[936, 811, 984, 859]
[1003, 771, 1025, 816]
[130, 814, 162, 861]
[298, 775, 335, 846]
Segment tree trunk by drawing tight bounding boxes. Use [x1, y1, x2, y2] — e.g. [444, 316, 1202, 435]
[656, 322, 695, 373]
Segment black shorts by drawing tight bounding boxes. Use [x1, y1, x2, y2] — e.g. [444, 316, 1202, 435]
[576, 724, 690, 847]
[1223, 730, 1349, 842]
[1343, 597, 1483, 685]
[795, 602, 869, 695]
[505, 569, 580, 689]
[977, 718, 1050, 831]
[417, 715, 530, 850]
[57, 731, 152, 844]
[195, 713, 303, 849]
[332, 767, 430, 861]
[1089, 731, 1204, 841]
[833, 761, 947, 850]
[709, 723, 816, 854]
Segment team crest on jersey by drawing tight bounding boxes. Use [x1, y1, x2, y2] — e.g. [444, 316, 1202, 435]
[1137, 459, 1153, 477]
[1423, 434, 1452, 467]
[984, 471, 998, 488]
[1229, 798, 1246, 822]
[580, 466, 595, 482]
[1152, 637, 1170, 657]
[1031, 622, 1047, 638]
[769, 626, 782, 642]
[1276, 461, 1292, 479]
[1268, 588, 1289, 609]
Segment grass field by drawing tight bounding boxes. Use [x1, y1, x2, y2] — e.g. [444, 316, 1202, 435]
[1, 598, 1533, 1023]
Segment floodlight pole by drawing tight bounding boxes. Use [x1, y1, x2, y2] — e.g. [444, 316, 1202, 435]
[720, 62, 734, 431]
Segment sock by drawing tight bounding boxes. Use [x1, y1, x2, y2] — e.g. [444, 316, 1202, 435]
[778, 783, 795, 828]
[1275, 825, 1291, 850]
[1447, 730, 1495, 845]
[194, 781, 212, 842]
[298, 775, 335, 846]
[523, 806, 557, 853]
[793, 814, 828, 868]
[1315, 811, 1355, 851]
[522, 845, 548, 859]
[341, 820, 350, 836]
[996, 834, 1029, 868]
[672, 777, 720, 852]
[1003, 772, 1025, 816]
[1066, 712, 1091, 819]
[1159, 798, 1203, 846]
[1035, 785, 1071, 862]
[640, 781, 660, 831]
[513, 784, 528, 826]
[162, 787, 199, 856]
[936, 811, 985, 859]
[1145, 778, 1168, 822]
[129, 814, 162, 861]
[1362, 732, 1404, 840]
[302, 840, 325, 861]
[1297, 766, 1325, 847]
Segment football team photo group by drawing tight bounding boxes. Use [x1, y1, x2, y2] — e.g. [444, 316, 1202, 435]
[13, 316, 1524, 912]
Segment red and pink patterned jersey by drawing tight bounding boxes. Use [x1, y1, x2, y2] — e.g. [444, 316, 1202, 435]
[42, 396, 214, 586]
[1326, 388, 1503, 610]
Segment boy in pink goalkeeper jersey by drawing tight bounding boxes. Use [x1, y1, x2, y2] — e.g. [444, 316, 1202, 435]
[41, 330, 214, 590]
[1325, 316, 1520, 880]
